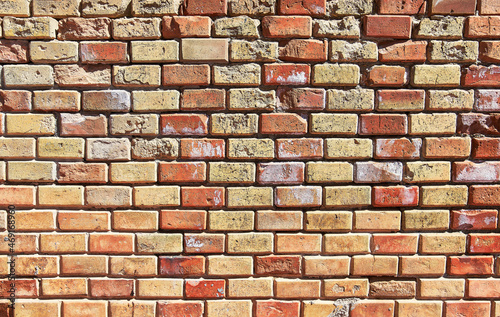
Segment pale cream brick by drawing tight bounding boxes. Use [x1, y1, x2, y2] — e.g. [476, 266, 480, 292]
[417, 17, 465, 39]
[228, 138, 274, 160]
[131, 40, 178, 63]
[206, 300, 252, 317]
[410, 113, 456, 135]
[327, 89, 374, 112]
[228, 88, 275, 111]
[136, 279, 183, 298]
[427, 90, 474, 111]
[404, 162, 451, 183]
[4, 17, 58, 39]
[420, 233, 466, 254]
[38, 185, 84, 207]
[182, 38, 229, 62]
[8, 161, 56, 182]
[33, 90, 80, 112]
[412, 64, 461, 87]
[314, 17, 360, 38]
[354, 210, 401, 232]
[313, 63, 359, 86]
[113, 18, 161, 40]
[324, 186, 371, 207]
[421, 186, 468, 207]
[110, 114, 158, 135]
[227, 233, 273, 254]
[30, 41, 78, 63]
[306, 162, 353, 183]
[6, 114, 55, 135]
[113, 65, 161, 87]
[133, 186, 180, 207]
[227, 187, 273, 208]
[230, 40, 278, 62]
[209, 162, 255, 183]
[330, 40, 377, 62]
[82, 0, 131, 17]
[429, 40, 478, 63]
[208, 256, 253, 276]
[110, 256, 157, 276]
[211, 114, 258, 135]
[132, 90, 179, 112]
[110, 162, 157, 183]
[4, 65, 54, 88]
[132, 0, 182, 16]
[326, 138, 372, 159]
[136, 233, 182, 253]
[0, 0, 30, 17]
[306, 211, 352, 231]
[403, 210, 450, 231]
[0, 138, 35, 158]
[310, 113, 358, 134]
[256, 210, 302, 231]
[227, 278, 273, 298]
[214, 16, 260, 38]
[38, 137, 84, 159]
[214, 64, 261, 86]
[419, 278, 465, 299]
[87, 138, 131, 161]
[324, 279, 369, 297]
[33, 0, 80, 17]
[324, 234, 370, 254]
[209, 211, 254, 231]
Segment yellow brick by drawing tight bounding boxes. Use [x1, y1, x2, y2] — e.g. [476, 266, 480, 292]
[412, 64, 461, 87]
[213, 64, 261, 85]
[38, 185, 84, 207]
[4, 64, 54, 87]
[110, 162, 157, 183]
[40, 233, 86, 253]
[208, 256, 253, 276]
[421, 186, 468, 207]
[131, 41, 178, 63]
[228, 138, 274, 160]
[41, 278, 87, 297]
[397, 300, 443, 317]
[6, 114, 55, 135]
[132, 90, 179, 112]
[0, 0, 30, 17]
[324, 234, 370, 254]
[230, 40, 278, 62]
[113, 18, 161, 40]
[206, 300, 252, 317]
[228, 88, 275, 111]
[33, 0, 80, 17]
[327, 88, 374, 111]
[227, 187, 273, 208]
[136, 279, 183, 298]
[227, 233, 273, 254]
[409, 113, 456, 135]
[427, 89, 474, 111]
[324, 279, 369, 298]
[4, 17, 58, 39]
[420, 233, 466, 254]
[109, 301, 155, 317]
[306, 162, 353, 183]
[324, 186, 371, 207]
[136, 233, 183, 254]
[355, 210, 400, 232]
[310, 113, 358, 134]
[404, 162, 451, 183]
[227, 278, 273, 298]
[133, 186, 180, 207]
[209, 211, 254, 231]
[8, 161, 55, 182]
[0, 138, 35, 158]
[30, 41, 79, 63]
[313, 63, 360, 86]
[325, 138, 372, 159]
[400, 256, 445, 276]
[15, 210, 56, 231]
[38, 137, 84, 159]
[211, 114, 258, 135]
[209, 162, 255, 183]
[418, 278, 465, 299]
[110, 114, 159, 135]
[303, 301, 347, 317]
[256, 210, 302, 231]
[306, 211, 352, 232]
[113, 65, 161, 87]
[110, 256, 157, 276]
[33, 90, 80, 111]
[403, 210, 449, 231]
[113, 210, 158, 231]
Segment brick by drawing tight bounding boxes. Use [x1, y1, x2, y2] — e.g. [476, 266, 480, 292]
[314, 16, 360, 38]
[159, 162, 206, 183]
[228, 138, 274, 160]
[275, 279, 320, 298]
[14, 211, 56, 232]
[310, 113, 358, 134]
[182, 38, 228, 62]
[352, 255, 398, 276]
[86, 186, 132, 208]
[0, 0, 30, 17]
[417, 16, 465, 39]
[38, 137, 84, 159]
[404, 161, 450, 183]
[421, 185, 468, 207]
[89, 233, 133, 254]
[30, 41, 78, 64]
[113, 65, 161, 87]
[0, 233, 37, 253]
[185, 0, 227, 15]
[364, 15, 411, 39]
[0, 186, 35, 208]
[372, 234, 418, 254]
[280, 39, 327, 62]
[369, 280, 415, 298]
[228, 0, 276, 15]
[0, 40, 28, 63]
[262, 16, 312, 38]
[33, 90, 80, 112]
[326, 138, 372, 159]
[185, 233, 225, 253]
[275, 186, 322, 207]
[400, 256, 446, 276]
[379, 40, 427, 62]
[157, 301, 203, 317]
[380, 0, 426, 14]
[276, 138, 323, 159]
[480, 0, 500, 14]
[58, 17, 111, 40]
[473, 137, 500, 159]
[276, 234, 321, 254]
[475, 90, 500, 112]
[136, 279, 183, 298]
[326, 0, 373, 15]
[163, 16, 211, 38]
[208, 256, 253, 276]
[211, 114, 258, 135]
[113, 210, 158, 231]
[228, 233, 273, 254]
[60, 114, 107, 137]
[214, 16, 259, 38]
[470, 185, 500, 206]
[40, 233, 86, 253]
[264, 63, 310, 85]
[410, 113, 456, 135]
[324, 279, 369, 298]
[356, 161, 403, 183]
[159, 256, 204, 276]
[208, 162, 255, 184]
[87, 138, 131, 161]
[182, 187, 225, 208]
[0, 279, 37, 298]
[424, 137, 471, 158]
[431, 0, 476, 14]
[427, 89, 474, 111]
[54, 65, 111, 87]
[15, 301, 60, 315]
[377, 90, 424, 112]
[453, 161, 500, 183]
[255, 255, 301, 276]
[33, 0, 79, 17]
[257, 210, 302, 231]
[4, 17, 58, 39]
[7, 161, 55, 183]
[81, 0, 130, 17]
[324, 186, 371, 208]
[16, 256, 58, 276]
[420, 233, 466, 254]
[397, 301, 442, 316]
[132, 90, 179, 112]
[355, 210, 401, 232]
[306, 162, 352, 183]
[231, 40, 278, 62]
[160, 210, 205, 231]
[257, 162, 304, 185]
[256, 301, 300, 317]
[134, 186, 180, 207]
[81, 41, 128, 64]
[5, 114, 54, 136]
[110, 256, 156, 276]
[58, 212, 109, 231]
[180, 139, 224, 160]
[4, 65, 53, 88]
[214, 64, 261, 86]
[113, 18, 161, 40]
[279, 0, 325, 15]
[206, 300, 252, 317]
[451, 209, 498, 230]
[160, 114, 207, 136]
[89, 279, 134, 298]
[131, 40, 177, 63]
[449, 256, 494, 275]
[430, 40, 478, 63]
[82, 90, 130, 112]
[350, 300, 395, 317]
[419, 279, 464, 298]
[227, 187, 273, 208]
[303, 300, 359, 316]
[131, 138, 178, 160]
[38, 185, 84, 207]
[209, 210, 253, 231]
[373, 186, 419, 207]
[413, 64, 461, 87]
[0, 90, 31, 112]
[403, 210, 449, 231]
[446, 301, 491, 317]
[304, 256, 350, 276]
[186, 279, 225, 298]
[375, 138, 421, 159]
[132, 0, 181, 15]
[467, 279, 500, 298]
[110, 114, 158, 135]
[464, 65, 500, 86]
[367, 65, 406, 87]
[260, 114, 306, 135]
[313, 63, 360, 86]
[181, 89, 224, 110]
[467, 16, 500, 38]
[471, 235, 500, 256]
[359, 114, 407, 135]
[330, 40, 377, 62]
[459, 114, 500, 135]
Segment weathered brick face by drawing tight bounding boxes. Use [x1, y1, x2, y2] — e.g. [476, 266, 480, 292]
[0, 0, 498, 316]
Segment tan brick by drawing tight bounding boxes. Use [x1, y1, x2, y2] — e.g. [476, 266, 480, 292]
[230, 40, 278, 62]
[418, 278, 465, 299]
[208, 256, 253, 276]
[38, 185, 84, 207]
[421, 186, 468, 207]
[132, 0, 181, 16]
[324, 279, 369, 298]
[209, 162, 255, 184]
[417, 17, 464, 39]
[182, 39, 229, 62]
[132, 138, 178, 160]
[86, 186, 132, 208]
[82, 0, 130, 17]
[110, 162, 156, 183]
[256, 210, 302, 231]
[109, 301, 155, 317]
[351, 255, 398, 276]
[420, 233, 466, 254]
[0, 138, 35, 158]
[133, 186, 180, 207]
[330, 40, 377, 62]
[40, 233, 86, 253]
[214, 64, 261, 86]
[16, 255, 58, 276]
[355, 210, 401, 232]
[400, 256, 446, 276]
[313, 63, 360, 86]
[211, 114, 258, 135]
[7, 161, 55, 182]
[326, 89, 374, 112]
[412, 64, 461, 87]
[276, 233, 322, 254]
[209, 211, 254, 231]
[61, 255, 108, 276]
[113, 18, 161, 40]
[38, 137, 84, 159]
[228, 138, 274, 160]
[397, 301, 442, 316]
[310, 113, 358, 134]
[429, 40, 479, 63]
[228, 278, 273, 298]
[33, 0, 79, 17]
[304, 256, 350, 276]
[113, 210, 158, 232]
[326, 138, 372, 159]
[314, 17, 360, 38]
[6, 114, 55, 135]
[131, 40, 178, 63]
[0, 0, 30, 17]
[206, 300, 252, 317]
[55, 65, 111, 88]
[424, 137, 471, 159]
[132, 90, 179, 112]
[30, 41, 78, 63]
[275, 279, 321, 298]
[58, 211, 109, 231]
[404, 162, 451, 183]
[110, 256, 156, 276]
[136, 279, 183, 298]
[306, 211, 352, 232]
[410, 113, 456, 135]
[324, 186, 371, 208]
[136, 233, 182, 254]
[113, 65, 161, 87]
[306, 162, 353, 183]
[15, 210, 55, 231]
[228, 233, 273, 254]
[87, 138, 131, 161]
[403, 210, 449, 231]
[110, 114, 158, 135]
[4, 17, 58, 39]
[214, 16, 260, 38]
[227, 187, 273, 208]
[33, 90, 80, 112]
[427, 89, 474, 111]
[228, 88, 275, 111]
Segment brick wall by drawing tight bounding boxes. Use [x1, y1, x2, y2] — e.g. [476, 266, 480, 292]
[0, 0, 499, 316]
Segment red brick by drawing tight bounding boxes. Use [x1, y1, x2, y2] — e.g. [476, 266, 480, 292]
[60, 113, 107, 136]
[0, 90, 31, 112]
[372, 234, 418, 254]
[275, 186, 322, 208]
[80, 41, 128, 64]
[276, 138, 323, 159]
[279, 39, 327, 62]
[367, 66, 406, 87]
[472, 137, 500, 159]
[0, 40, 28, 63]
[475, 89, 500, 112]
[356, 162, 403, 183]
[467, 16, 500, 38]
[184, 234, 225, 254]
[380, 0, 426, 14]
[261, 113, 307, 135]
[89, 279, 134, 298]
[180, 139, 225, 160]
[185, 279, 225, 298]
[181, 187, 225, 208]
[463, 65, 500, 87]
[163, 65, 210, 86]
[459, 114, 500, 135]
[470, 185, 500, 206]
[160, 210, 206, 231]
[181, 89, 225, 110]
[278, 0, 325, 15]
[424, 137, 471, 159]
[479, 41, 500, 62]
[58, 17, 111, 40]
[264, 63, 310, 85]
[451, 210, 498, 230]
[255, 255, 302, 276]
[373, 186, 419, 207]
[480, 0, 500, 14]
[364, 15, 412, 39]
[360, 114, 408, 135]
[351, 300, 395, 317]
[469, 234, 500, 253]
[445, 301, 491, 317]
[448, 256, 494, 275]
[82, 90, 130, 112]
[89, 234, 133, 254]
[431, 0, 477, 15]
[379, 41, 427, 63]
[277, 88, 325, 111]
[162, 16, 211, 38]
[262, 16, 312, 38]
[185, 0, 227, 15]
[157, 301, 203, 317]
[160, 114, 208, 136]
[467, 279, 500, 298]
[256, 301, 300, 317]
[159, 162, 206, 183]
[159, 256, 205, 276]
[375, 138, 421, 159]
[59, 163, 107, 184]
[257, 162, 305, 185]
[377, 90, 424, 112]
[453, 161, 500, 183]
[0, 279, 37, 298]
[0, 186, 35, 207]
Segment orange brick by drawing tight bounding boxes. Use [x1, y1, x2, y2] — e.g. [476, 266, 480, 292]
[58, 212, 109, 231]
[352, 255, 398, 276]
[262, 16, 312, 38]
[89, 233, 134, 254]
[276, 234, 322, 254]
[275, 279, 320, 298]
[160, 210, 206, 231]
